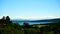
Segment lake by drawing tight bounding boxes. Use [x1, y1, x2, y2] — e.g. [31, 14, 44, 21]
[18, 21, 51, 25]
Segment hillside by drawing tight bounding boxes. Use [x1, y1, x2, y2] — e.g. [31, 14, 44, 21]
[0, 16, 60, 34]
[30, 18, 60, 22]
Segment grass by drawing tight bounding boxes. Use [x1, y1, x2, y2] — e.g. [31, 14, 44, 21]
[0, 21, 60, 34]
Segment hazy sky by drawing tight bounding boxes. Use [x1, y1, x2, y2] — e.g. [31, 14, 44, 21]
[0, 0, 60, 20]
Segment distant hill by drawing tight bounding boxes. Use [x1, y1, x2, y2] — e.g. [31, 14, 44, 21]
[11, 18, 60, 22]
[30, 18, 60, 22]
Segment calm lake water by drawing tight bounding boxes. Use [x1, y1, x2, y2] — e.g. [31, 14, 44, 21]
[18, 22, 51, 25]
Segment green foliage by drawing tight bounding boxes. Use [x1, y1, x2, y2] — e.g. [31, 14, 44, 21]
[0, 16, 60, 34]
[2, 16, 5, 20]
[0, 21, 60, 34]
[40, 21, 60, 34]
[6, 16, 10, 21]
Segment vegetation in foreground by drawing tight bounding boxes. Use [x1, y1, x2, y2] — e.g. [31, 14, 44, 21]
[0, 16, 60, 34]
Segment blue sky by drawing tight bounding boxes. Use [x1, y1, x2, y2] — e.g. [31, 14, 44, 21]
[0, 0, 60, 20]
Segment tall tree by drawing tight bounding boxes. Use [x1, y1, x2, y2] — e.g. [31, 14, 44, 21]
[2, 16, 5, 20]
[0, 16, 6, 23]
[6, 16, 10, 21]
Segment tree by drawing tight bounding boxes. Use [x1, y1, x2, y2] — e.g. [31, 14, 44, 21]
[0, 16, 6, 23]
[5, 16, 12, 24]
[6, 16, 10, 21]
[2, 16, 5, 20]
[23, 21, 31, 28]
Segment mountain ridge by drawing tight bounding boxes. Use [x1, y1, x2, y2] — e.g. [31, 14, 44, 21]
[11, 18, 60, 22]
